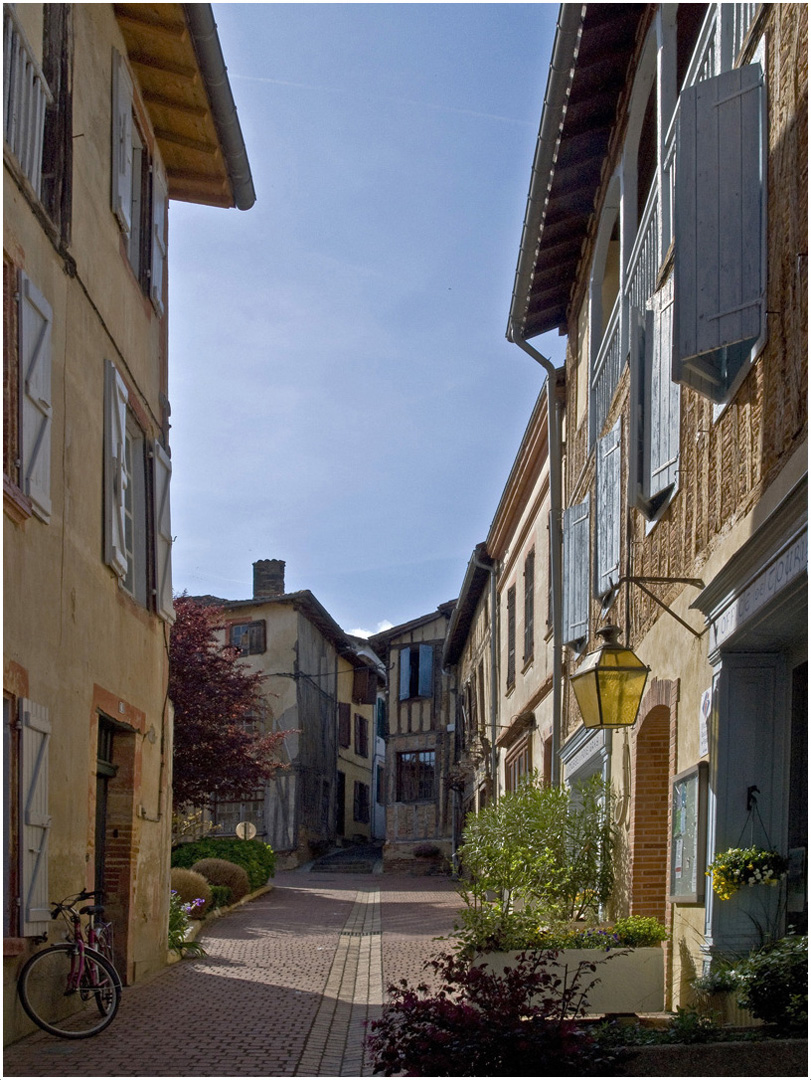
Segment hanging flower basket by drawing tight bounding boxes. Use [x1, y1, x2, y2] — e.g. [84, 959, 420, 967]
[706, 846, 788, 900]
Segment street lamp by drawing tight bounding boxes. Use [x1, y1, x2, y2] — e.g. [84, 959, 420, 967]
[570, 625, 650, 730]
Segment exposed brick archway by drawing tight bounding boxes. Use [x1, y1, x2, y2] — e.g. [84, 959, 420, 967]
[628, 678, 679, 919]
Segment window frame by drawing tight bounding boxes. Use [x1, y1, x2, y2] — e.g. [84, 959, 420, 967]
[228, 620, 266, 656]
[353, 780, 370, 824]
[398, 644, 434, 701]
[506, 585, 516, 691]
[396, 750, 436, 803]
[354, 713, 369, 759]
[523, 549, 535, 664]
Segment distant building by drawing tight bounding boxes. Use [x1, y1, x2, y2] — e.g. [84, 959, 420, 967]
[201, 560, 384, 867]
[3, 2, 253, 1044]
[370, 603, 456, 873]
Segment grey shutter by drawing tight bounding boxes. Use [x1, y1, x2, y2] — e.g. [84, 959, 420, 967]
[20, 699, 51, 936]
[418, 645, 433, 698]
[104, 359, 128, 579]
[562, 497, 590, 645]
[673, 63, 766, 402]
[645, 276, 680, 501]
[596, 418, 621, 597]
[111, 49, 133, 233]
[150, 164, 167, 315]
[152, 441, 174, 622]
[398, 648, 411, 700]
[19, 273, 52, 522]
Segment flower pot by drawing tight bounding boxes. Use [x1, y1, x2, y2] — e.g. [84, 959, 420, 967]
[479, 947, 665, 1014]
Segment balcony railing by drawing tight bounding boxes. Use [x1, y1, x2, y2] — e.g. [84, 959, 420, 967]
[3, 6, 52, 198]
[591, 292, 623, 439]
[626, 187, 660, 315]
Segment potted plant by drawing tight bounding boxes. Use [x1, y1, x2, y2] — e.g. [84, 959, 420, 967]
[705, 846, 788, 900]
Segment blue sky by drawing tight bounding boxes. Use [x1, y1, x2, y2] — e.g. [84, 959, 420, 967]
[168, 2, 565, 636]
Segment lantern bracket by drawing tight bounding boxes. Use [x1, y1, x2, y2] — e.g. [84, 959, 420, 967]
[603, 576, 706, 639]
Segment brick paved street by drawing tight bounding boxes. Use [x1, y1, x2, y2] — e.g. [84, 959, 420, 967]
[3, 870, 462, 1078]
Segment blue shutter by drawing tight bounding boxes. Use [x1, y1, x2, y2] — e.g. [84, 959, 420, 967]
[152, 441, 174, 623]
[673, 63, 766, 401]
[418, 645, 433, 698]
[20, 699, 51, 936]
[111, 50, 133, 233]
[645, 276, 680, 502]
[19, 274, 52, 522]
[562, 498, 590, 645]
[398, 648, 411, 700]
[104, 360, 129, 579]
[596, 419, 621, 597]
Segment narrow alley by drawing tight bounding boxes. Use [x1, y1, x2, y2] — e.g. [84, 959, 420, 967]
[3, 869, 461, 1078]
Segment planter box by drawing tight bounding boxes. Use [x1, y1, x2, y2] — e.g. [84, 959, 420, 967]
[480, 947, 664, 1015]
[620, 1037, 807, 1076]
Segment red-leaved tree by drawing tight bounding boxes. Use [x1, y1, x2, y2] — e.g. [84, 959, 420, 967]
[169, 595, 287, 808]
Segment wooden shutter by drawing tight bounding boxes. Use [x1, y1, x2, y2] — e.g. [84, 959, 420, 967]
[19, 699, 51, 936]
[562, 497, 590, 645]
[152, 440, 174, 622]
[19, 273, 52, 521]
[398, 648, 411, 700]
[337, 702, 350, 748]
[353, 667, 376, 705]
[596, 418, 621, 597]
[673, 64, 766, 401]
[523, 550, 535, 661]
[417, 644, 433, 698]
[506, 586, 516, 688]
[645, 276, 679, 502]
[111, 50, 133, 233]
[104, 359, 128, 579]
[150, 164, 168, 316]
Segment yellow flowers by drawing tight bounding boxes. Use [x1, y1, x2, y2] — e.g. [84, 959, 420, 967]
[706, 846, 789, 899]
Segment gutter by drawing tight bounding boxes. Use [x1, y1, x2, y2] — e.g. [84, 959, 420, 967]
[184, 4, 256, 210]
[506, 6, 584, 787]
[506, 4, 584, 342]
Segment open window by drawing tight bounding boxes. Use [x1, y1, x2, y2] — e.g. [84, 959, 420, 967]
[398, 645, 433, 700]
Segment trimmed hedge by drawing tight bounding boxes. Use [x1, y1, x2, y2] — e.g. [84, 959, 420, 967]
[170, 867, 212, 916]
[171, 837, 275, 891]
[192, 858, 250, 903]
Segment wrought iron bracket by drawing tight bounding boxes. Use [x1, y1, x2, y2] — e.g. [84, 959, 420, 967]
[614, 575, 706, 639]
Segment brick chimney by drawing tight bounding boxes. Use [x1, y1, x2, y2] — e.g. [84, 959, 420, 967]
[253, 559, 286, 599]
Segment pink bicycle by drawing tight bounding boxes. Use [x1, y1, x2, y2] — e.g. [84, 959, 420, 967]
[17, 890, 122, 1038]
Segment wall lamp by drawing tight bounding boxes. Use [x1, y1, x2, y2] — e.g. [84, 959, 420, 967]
[570, 625, 650, 730]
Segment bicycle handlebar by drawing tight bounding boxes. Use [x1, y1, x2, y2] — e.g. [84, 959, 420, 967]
[50, 889, 105, 916]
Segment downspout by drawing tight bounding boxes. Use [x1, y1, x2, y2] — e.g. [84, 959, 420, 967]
[506, 5, 584, 787]
[511, 346, 564, 789]
[474, 556, 499, 800]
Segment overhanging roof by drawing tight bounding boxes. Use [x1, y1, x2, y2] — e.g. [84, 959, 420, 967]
[508, 4, 644, 340]
[113, 3, 255, 210]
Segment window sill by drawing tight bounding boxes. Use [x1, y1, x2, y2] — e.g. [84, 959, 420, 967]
[4, 937, 29, 957]
[521, 656, 534, 675]
[3, 477, 32, 525]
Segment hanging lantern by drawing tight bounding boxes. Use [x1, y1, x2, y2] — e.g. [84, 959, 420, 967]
[570, 625, 650, 729]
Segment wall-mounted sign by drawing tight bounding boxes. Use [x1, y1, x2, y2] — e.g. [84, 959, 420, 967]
[669, 761, 709, 904]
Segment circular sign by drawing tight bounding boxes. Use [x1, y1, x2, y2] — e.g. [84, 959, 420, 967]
[235, 821, 257, 841]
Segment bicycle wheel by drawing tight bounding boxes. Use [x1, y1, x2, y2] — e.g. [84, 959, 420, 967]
[18, 944, 122, 1038]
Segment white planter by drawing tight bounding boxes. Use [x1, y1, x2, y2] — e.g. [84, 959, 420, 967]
[479, 947, 665, 1014]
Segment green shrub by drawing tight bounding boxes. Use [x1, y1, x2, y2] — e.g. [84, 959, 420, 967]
[209, 884, 233, 909]
[611, 916, 668, 947]
[171, 837, 275, 890]
[192, 858, 250, 902]
[170, 867, 211, 915]
[457, 774, 616, 927]
[736, 935, 807, 1033]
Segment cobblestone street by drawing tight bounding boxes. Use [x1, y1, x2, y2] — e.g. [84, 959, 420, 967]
[3, 870, 461, 1078]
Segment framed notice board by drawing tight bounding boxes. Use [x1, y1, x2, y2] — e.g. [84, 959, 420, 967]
[669, 761, 709, 904]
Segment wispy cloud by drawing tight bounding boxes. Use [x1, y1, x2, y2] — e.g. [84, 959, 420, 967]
[348, 620, 394, 639]
[230, 73, 533, 126]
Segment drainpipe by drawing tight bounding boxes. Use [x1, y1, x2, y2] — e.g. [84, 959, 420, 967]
[511, 343, 564, 787]
[506, 5, 583, 786]
[474, 556, 500, 800]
